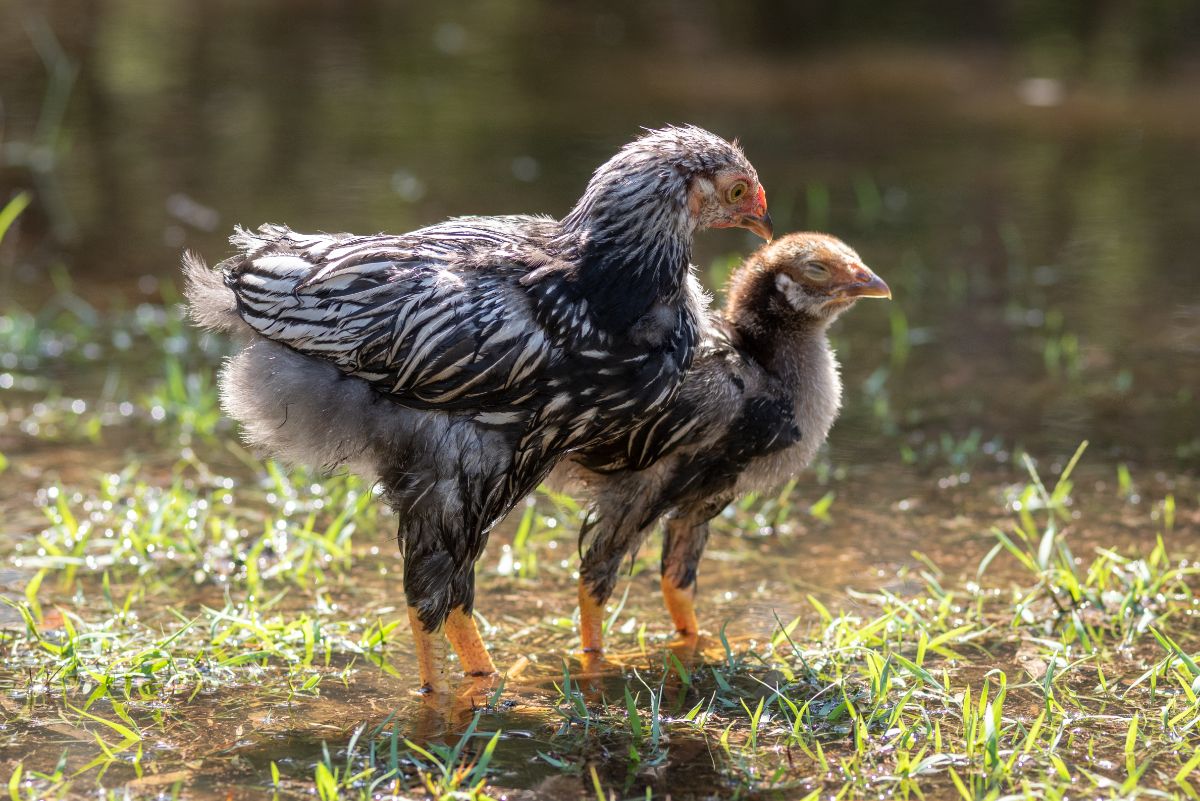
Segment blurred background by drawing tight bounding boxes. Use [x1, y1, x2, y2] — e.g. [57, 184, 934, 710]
[2, 0, 1200, 468]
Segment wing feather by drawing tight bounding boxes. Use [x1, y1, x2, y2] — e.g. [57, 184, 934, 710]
[573, 327, 782, 474]
[222, 223, 560, 412]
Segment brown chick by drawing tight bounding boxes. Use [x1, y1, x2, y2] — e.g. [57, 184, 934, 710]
[556, 232, 890, 655]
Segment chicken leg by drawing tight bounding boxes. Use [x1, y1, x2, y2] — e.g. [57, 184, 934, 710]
[577, 494, 657, 656]
[407, 608, 496, 693]
[406, 607, 451, 694]
[444, 608, 496, 676]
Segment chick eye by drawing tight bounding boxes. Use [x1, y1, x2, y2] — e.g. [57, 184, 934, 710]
[726, 181, 749, 204]
[804, 264, 830, 282]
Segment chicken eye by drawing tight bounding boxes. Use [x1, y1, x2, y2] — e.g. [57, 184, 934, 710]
[726, 181, 749, 204]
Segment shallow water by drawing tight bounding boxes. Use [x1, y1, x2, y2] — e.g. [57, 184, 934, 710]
[2, 3, 1200, 799]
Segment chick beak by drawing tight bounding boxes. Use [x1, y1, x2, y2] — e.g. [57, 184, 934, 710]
[838, 265, 891, 299]
[736, 185, 773, 241]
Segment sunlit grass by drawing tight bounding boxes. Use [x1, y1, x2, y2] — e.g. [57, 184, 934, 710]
[2, 439, 1198, 799]
[18, 459, 377, 590]
[3, 286, 1199, 799]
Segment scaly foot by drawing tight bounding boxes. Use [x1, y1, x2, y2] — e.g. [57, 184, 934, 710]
[408, 606, 451, 694]
[661, 575, 700, 641]
[444, 607, 497, 678]
[577, 581, 608, 655]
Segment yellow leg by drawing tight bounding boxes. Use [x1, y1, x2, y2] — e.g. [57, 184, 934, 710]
[408, 606, 450, 694]
[578, 581, 606, 654]
[444, 607, 496, 677]
[661, 575, 699, 638]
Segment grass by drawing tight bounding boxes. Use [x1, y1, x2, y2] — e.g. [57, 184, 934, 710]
[507, 452, 1187, 799]
[15, 458, 376, 600]
[0, 454, 1194, 800]
[2, 243, 1198, 798]
[2, 318, 1198, 800]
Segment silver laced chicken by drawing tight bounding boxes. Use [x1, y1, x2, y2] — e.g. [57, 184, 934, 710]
[183, 126, 772, 692]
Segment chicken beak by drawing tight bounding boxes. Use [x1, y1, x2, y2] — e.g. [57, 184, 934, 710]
[738, 210, 774, 242]
[838, 266, 891, 299]
[733, 184, 772, 241]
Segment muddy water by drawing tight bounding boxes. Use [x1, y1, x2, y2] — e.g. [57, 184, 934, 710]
[2, 2, 1200, 799]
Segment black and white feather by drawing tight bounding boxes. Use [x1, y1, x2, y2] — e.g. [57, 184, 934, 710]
[185, 126, 758, 629]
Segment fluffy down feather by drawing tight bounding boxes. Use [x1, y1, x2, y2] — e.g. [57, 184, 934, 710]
[555, 232, 889, 646]
[184, 127, 766, 657]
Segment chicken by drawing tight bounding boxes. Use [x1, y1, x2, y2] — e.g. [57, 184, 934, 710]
[183, 126, 772, 692]
[557, 232, 889, 656]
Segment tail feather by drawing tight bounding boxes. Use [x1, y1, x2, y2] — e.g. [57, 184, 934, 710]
[182, 251, 248, 334]
[230, 223, 293, 254]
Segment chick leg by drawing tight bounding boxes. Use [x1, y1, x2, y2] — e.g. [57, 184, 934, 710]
[660, 577, 698, 638]
[577, 579, 609, 654]
[661, 517, 711, 639]
[578, 501, 650, 655]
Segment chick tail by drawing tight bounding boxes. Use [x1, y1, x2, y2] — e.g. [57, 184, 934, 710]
[182, 251, 249, 335]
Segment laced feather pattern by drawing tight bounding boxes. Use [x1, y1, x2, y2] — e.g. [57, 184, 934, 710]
[184, 126, 756, 629]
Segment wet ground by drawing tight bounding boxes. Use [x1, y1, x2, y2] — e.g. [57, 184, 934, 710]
[2, 3, 1200, 799]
